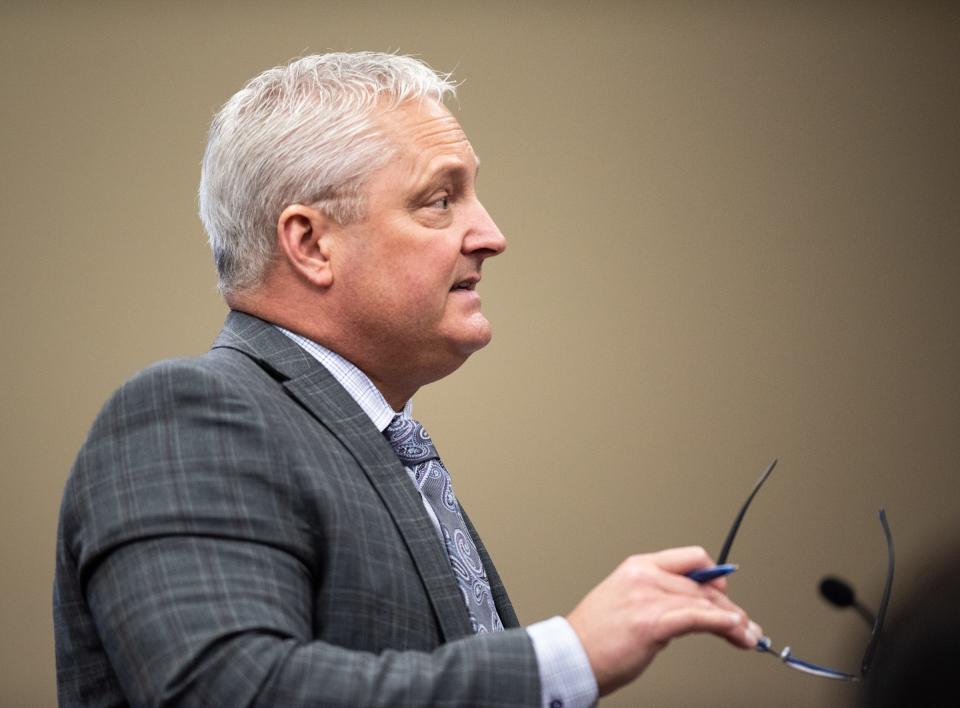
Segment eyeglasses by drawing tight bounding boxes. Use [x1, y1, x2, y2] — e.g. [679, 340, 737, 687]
[716, 459, 894, 681]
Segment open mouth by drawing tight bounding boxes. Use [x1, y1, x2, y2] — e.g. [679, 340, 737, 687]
[451, 279, 477, 291]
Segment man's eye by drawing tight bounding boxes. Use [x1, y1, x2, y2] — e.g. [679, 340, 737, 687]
[430, 195, 450, 209]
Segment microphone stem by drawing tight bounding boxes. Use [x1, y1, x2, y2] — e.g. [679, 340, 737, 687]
[853, 601, 876, 628]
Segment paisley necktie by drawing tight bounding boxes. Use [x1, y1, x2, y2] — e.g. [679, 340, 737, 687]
[384, 415, 504, 634]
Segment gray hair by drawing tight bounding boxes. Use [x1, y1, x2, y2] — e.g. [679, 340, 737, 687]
[198, 52, 457, 294]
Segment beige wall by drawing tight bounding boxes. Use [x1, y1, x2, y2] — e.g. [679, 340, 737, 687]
[2, 2, 958, 706]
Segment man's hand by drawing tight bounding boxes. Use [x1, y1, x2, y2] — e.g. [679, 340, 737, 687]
[566, 546, 761, 697]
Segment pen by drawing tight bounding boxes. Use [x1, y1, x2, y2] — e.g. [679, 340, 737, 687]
[686, 563, 739, 583]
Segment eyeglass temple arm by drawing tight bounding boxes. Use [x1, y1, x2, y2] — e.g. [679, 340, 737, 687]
[860, 508, 894, 676]
[717, 459, 778, 565]
[756, 638, 858, 681]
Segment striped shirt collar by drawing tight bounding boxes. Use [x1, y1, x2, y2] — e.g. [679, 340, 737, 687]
[275, 326, 412, 432]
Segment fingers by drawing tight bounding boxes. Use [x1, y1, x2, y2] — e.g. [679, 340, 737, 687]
[656, 607, 763, 649]
[628, 552, 734, 605]
[704, 575, 729, 592]
[567, 547, 765, 697]
[636, 548, 764, 648]
[652, 563, 727, 597]
[648, 546, 717, 575]
[655, 586, 759, 643]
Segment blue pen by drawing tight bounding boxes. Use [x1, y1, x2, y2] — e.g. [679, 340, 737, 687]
[686, 563, 738, 583]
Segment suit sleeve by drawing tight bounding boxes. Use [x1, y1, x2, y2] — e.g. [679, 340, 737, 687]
[59, 360, 540, 707]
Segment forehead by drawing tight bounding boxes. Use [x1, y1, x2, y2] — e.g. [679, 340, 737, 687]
[376, 99, 477, 170]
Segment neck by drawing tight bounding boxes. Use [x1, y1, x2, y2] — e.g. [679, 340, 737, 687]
[369, 377, 416, 412]
[227, 292, 421, 411]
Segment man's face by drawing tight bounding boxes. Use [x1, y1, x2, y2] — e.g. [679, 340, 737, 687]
[330, 99, 506, 387]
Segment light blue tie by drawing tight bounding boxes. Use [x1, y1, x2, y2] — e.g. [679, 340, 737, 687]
[384, 415, 504, 634]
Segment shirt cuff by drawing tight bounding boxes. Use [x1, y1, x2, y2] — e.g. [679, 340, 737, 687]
[527, 616, 598, 708]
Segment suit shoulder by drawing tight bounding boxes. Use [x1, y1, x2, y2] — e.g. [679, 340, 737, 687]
[123, 346, 272, 390]
[58, 347, 317, 581]
[70, 350, 283, 488]
[94, 347, 279, 416]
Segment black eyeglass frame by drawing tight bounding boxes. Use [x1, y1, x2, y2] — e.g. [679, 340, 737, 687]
[717, 460, 894, 681]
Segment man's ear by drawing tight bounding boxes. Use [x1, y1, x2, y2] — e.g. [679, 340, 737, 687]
[276, 204, 334, 288]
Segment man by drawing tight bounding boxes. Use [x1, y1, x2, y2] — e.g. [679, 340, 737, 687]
[54, 52, 760, 707]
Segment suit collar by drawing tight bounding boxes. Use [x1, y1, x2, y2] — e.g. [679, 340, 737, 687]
[211, 310, 322, 380]
[211, 310, 475, 640]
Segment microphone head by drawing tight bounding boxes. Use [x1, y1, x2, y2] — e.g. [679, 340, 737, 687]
[820, 576, 856, 608]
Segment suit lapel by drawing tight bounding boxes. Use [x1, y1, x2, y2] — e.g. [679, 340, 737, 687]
[212, 311, 474, 641]
[461, 506, 521, 628]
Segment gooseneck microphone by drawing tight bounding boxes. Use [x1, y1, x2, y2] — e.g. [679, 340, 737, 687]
[819, 576, 877, 628]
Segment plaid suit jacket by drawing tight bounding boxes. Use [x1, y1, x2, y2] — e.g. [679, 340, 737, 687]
[54, 311, 539, 707]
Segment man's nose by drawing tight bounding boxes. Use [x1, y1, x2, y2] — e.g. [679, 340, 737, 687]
[462, 199, 507, 257]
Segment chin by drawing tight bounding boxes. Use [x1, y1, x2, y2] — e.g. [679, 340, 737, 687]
[416, 327, 490, 386]
[456, 316, 494, 354]
[432, 320, 493, 375]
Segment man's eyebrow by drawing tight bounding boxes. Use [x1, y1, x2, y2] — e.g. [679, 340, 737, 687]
[421, 158, 480, 187]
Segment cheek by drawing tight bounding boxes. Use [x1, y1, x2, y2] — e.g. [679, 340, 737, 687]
[392, 253, 457, 302]
[365, 269, 446, 331]
[386, 270, 436, 309]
